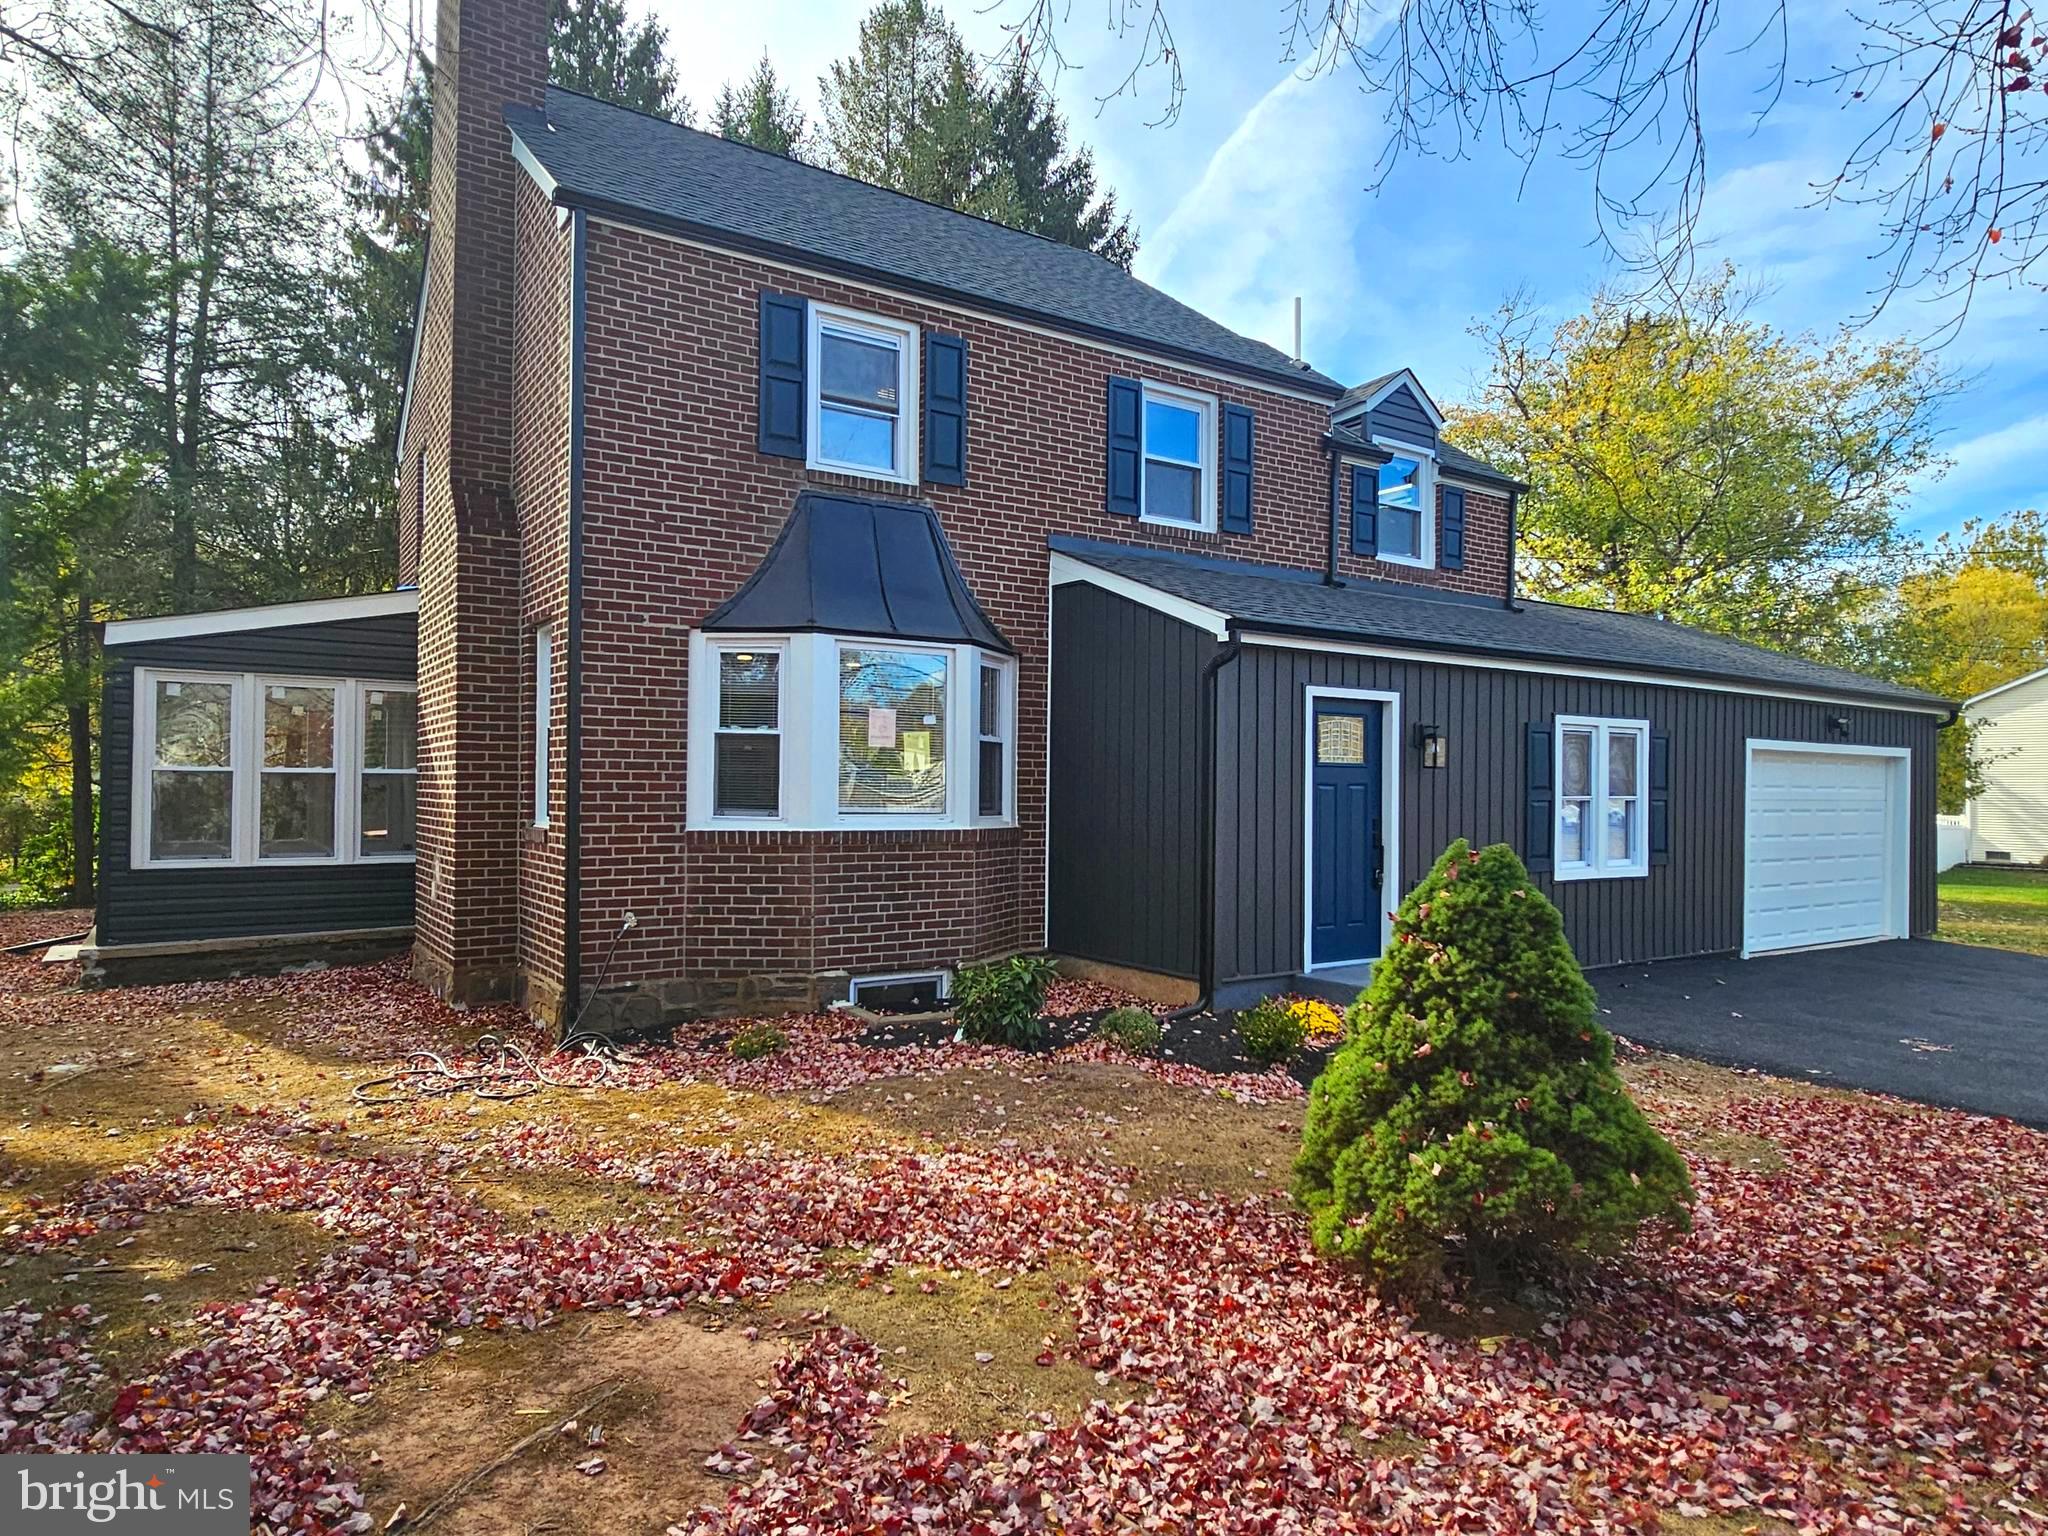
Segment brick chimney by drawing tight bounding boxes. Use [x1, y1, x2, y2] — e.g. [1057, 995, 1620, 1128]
[402, 0, 548, 1005]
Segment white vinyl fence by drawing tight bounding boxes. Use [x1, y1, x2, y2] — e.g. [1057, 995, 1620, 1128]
[1937, 815, 1971, 873]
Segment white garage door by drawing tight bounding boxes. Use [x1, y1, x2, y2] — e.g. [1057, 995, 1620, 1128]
[1744, 745, 1906, 956]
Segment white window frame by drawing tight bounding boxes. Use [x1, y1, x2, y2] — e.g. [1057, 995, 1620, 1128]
[685, 631, 1016, 832]
[974, 656, 1014, 824]
[132, 669, 418, 871]
[532, 625, 553, 829]
[1553, 714, 1651, 882]
[1137, 380, 1218, 534]
[357, 682, 419, 863]
[709, 638, 788, 820]
[1371, 436, 1437, 569]
[806, 301, 920, 485]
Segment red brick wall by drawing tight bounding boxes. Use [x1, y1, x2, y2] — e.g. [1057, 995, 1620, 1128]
[1333, 465, 1513, 599]
[400, 0, 548, 1005]
[561, 221, 1510, 1009]
[510, 177, 573, 1015]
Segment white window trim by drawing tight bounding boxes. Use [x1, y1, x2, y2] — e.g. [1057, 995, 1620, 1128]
[1137, 379, 1218, 534]
[685, 631, 1016, 832]
[805, 300, 920, 486]
[974, 656, 1015, 826]
[132, 669, 418, 871]
[1371, 435, 1437, 569]
[533, 625, 553, 829]
[1553, 714, 1651, 882]
[357, 682, 420, 863]
[708, 638, 788, 820]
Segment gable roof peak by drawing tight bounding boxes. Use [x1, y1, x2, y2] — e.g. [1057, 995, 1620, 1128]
[1333, 367, 1445, 429]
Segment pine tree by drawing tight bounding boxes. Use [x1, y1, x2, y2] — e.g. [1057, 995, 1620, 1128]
[1293, 840, 1692, 1287]
[972, 64, 1137, 270]
[549, 0, 688, 121]
[713, 53, 808, 158]
[819, 0, 987, 209]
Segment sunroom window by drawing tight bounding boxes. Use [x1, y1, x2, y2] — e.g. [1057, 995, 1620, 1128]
[808, 303, 918, 483]
[689, 633, 1012, 831]
[134, 671, 415, 869]
[1555, 716, 1650, 880]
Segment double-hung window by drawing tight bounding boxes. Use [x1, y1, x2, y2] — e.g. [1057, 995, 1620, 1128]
[1555, 716, 1650, 880]
[714, 646, 783, 816]
[148, 676, 237, 861]
[1138, 382, 1216, 531]
[689, 634, 1013, 831]
[808, 303, 919, 483]
[360, 687, 418, 857]
[977, 661, 1007, 819]
[1373, 439, 1435, 566]
[135, 671, 416, 868]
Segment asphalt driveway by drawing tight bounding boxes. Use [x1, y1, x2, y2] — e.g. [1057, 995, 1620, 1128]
[1589, 940, 2048, 1127]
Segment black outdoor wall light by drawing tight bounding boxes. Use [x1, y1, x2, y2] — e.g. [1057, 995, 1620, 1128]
[1414, 722, 1448, 769]
[1825, 714, 1853, 739]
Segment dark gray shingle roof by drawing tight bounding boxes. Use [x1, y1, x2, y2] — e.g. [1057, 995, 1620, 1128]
[1333, 371, 1401, 417]
[705, 492, 1012, 653]
[509, 89, 1343, 396]
[1325, 422, 1523, 489]
[1047, 537, 1950, 710]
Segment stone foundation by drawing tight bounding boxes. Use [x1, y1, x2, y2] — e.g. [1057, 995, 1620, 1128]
[410, 943, 520, 1009]
[568, 968, 855, 1036]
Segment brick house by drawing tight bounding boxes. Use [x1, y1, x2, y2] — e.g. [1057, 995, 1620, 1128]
[88, 0, 1954, 1013]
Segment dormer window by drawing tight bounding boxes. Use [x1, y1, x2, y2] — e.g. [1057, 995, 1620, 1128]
[1374, 440, 1435, 567]
[807, 302, 919, 484]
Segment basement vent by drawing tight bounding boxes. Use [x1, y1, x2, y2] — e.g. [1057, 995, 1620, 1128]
[1988, 850, 2013, 862]
[848, 970, 951, 1013]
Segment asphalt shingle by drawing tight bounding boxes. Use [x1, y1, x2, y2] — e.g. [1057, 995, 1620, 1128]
[1047, 536, 1951, 710]
[508, 88, 1343, 395]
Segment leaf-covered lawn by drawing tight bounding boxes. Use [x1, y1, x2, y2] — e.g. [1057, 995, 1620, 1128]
[1940, 866, 2048, 957]
[2, 929, 2043, 1534]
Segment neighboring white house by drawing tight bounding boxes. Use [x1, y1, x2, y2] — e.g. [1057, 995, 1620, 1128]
[1962, 665, 2048, 865]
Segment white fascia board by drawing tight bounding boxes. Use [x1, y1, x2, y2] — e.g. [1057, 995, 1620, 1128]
[1963, 664, 2048, 709]
[1048, 552, 1231, 640]
[1337, 368, 1446, 430]
[105, 590, 420, 647]
[1238, 631, 1952, 716]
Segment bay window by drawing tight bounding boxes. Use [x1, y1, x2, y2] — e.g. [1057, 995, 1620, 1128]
[1555, 715, 1650, 880]
[133, 671, 416, 869]
[688, 633, 1013, 831]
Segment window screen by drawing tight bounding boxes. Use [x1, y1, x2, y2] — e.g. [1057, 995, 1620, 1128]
[715, 650, 781, 816]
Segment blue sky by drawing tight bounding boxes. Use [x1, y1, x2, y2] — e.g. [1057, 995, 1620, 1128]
[653, 0, 2048, 542]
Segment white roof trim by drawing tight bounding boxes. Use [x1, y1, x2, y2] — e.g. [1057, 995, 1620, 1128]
[1239, 631, 1952, 716]
[1338, 368, 1445, 430]
[1049, 552, 1230, 639]
[1963, 664, 2048, 708]
[105, 591, 420, 647]
[394, 236, 433, 468]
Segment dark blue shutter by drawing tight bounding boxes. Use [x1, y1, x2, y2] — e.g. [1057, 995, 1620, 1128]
[1105, 376, 1141, 517]
[757, 291, 806, 459]
[1349, 464, 1378, 557]
[1525, 722, 1554, 873]
[1649, 731, 1671, 867]
[1440, 486, 1466, 570]
[1221, 403, 1254, 534]
[923, 331, 967, 486]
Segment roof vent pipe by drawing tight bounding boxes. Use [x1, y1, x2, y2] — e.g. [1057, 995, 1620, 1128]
[1292, 297, 1303, 365]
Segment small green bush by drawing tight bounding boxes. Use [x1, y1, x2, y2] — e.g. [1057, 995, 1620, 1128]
[728, 1021, 788, 1060]
[1093, 1005, 1162, 1055]
[1237, 998, 1307, 1066]
[1292, 840, 1693, 1289]
[952, 954, 1060, 1048]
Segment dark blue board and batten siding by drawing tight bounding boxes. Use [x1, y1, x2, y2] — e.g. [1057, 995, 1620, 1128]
[1047, 584, 1940, 992]
[1047, 584, 1211, 979]
[98, 614, 418, 947]
[1359, 384, 1437, 452]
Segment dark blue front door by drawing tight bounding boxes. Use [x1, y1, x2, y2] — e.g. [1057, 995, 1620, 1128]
[1310, 701, 1384, 966]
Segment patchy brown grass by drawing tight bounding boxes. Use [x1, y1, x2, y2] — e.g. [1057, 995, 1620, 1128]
[839, 1059, 1303, 1199]
[774, 1263, 1127, 1443]
[315, 1312, 783, 1536]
